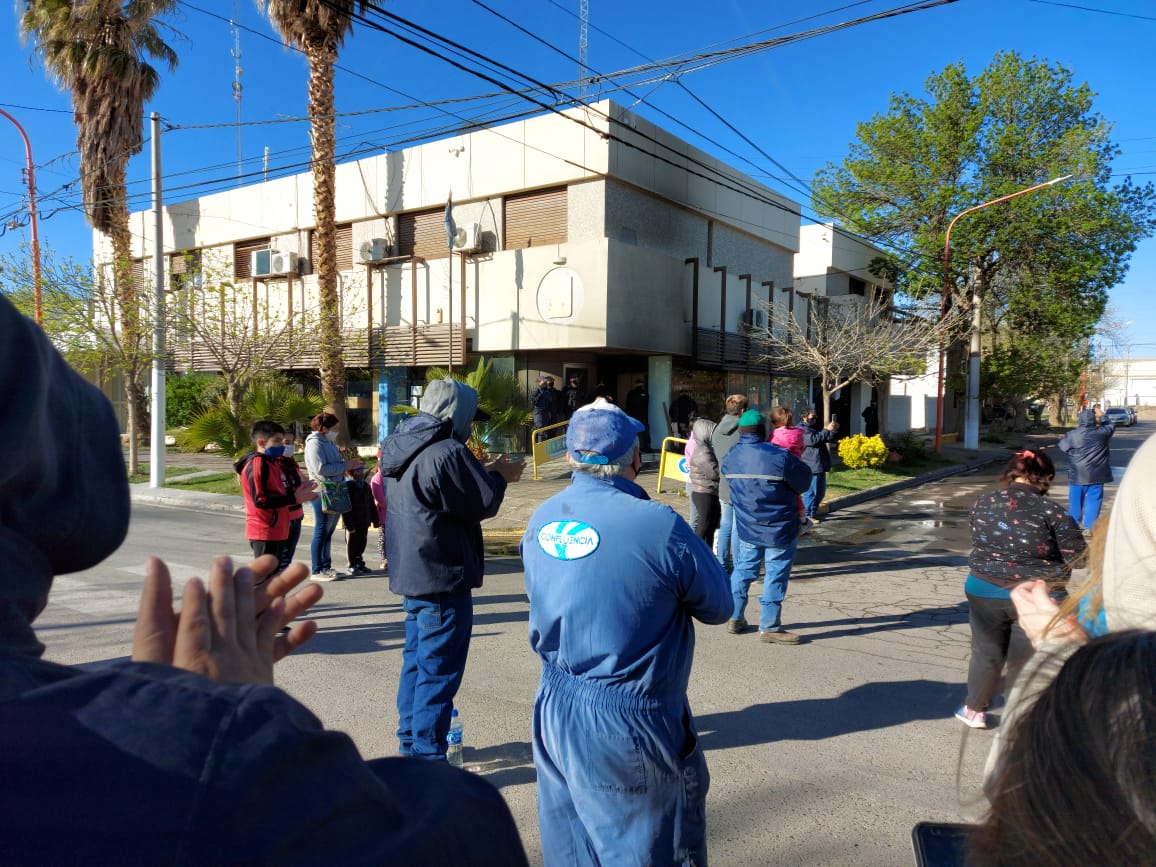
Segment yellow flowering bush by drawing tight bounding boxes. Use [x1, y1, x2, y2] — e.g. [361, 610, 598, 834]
[838, 433, 890, 469]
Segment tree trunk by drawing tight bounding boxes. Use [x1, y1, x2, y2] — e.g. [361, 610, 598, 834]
[307, 41, 349, 444]
[108, 167, 145, 474]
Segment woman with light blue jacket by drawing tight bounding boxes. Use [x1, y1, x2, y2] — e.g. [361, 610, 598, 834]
[304, 412, 362, 581]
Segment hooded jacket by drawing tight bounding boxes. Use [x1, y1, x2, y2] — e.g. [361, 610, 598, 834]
[799, 419, 838, 474]
[234, 451, 295, 541]
[687, 418, 720, 494]
[721, 434, 812, 548]
[380, 413, 507, 597]
[709, 413, 743, 504]
[1057, 409, 1115, 485]
[0, 296, 530, 865]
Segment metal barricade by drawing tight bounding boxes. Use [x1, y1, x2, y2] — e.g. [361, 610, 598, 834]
[656, 436, 689, 495]
[531, 420, 570, 480]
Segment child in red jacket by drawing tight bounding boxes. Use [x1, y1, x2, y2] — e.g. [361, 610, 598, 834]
[768, 406, 809, 532]
[235, 420, 316, 566]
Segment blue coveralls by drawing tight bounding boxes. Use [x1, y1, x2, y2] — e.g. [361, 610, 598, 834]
[521, 472, 732, 866]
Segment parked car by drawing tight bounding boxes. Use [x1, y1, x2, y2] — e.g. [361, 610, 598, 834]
[1104, 407, 1132, 427]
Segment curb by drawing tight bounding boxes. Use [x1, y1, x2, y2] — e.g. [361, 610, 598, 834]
[823, 453, 1001, 514]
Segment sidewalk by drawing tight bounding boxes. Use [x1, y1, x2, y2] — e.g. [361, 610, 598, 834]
[129, 439, 1017, 539]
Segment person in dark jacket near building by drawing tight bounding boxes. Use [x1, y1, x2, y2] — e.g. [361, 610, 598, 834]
[954, 449, 1085, 730]
[0, 294, 530, 866]
[1057, 406, 1115, 531]
[531, 375, 556, 441]
[380, 378, 524, 760]
[722, 410, 812, 643]
[624, 378, 650, 450]
[798, 406, 840, 520]
[710, 394, 748, 572]
[687, 416, 721, 544]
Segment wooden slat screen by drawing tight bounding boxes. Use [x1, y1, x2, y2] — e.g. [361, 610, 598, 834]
[397, 208, 449, 260]
[233, 237, 270, 280]
[504, 186, 567, 250]
[310, 223, 353, 272]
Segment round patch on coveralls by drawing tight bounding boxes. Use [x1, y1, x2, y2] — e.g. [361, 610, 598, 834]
[536, 521, 601, 561]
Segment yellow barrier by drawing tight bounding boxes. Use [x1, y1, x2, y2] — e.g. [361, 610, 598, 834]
[531, 420, 570, 480]
[656, 436, 689, 494]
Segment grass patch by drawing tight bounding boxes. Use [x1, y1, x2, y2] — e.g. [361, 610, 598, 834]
[127, 466, 199, 484]
[165, 472, 241, 495]
[826, 454, 958, 498]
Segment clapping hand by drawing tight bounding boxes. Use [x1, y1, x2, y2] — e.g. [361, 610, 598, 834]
[132, 555, 323, 684]
[1010, 579, 1088, 649]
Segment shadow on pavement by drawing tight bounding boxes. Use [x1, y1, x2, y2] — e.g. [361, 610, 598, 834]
[468, 741, 537, 789]
[696, 679, 962, 749]
[793, 551, 969, 576]
[792, 603, 968, 641]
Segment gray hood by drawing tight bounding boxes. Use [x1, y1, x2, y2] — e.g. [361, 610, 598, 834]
[0, 296, 130, 657]
[419, 378, 486, 443]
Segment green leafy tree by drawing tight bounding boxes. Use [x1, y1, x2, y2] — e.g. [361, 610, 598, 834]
[20, 0, 180, 473]
[180, 376, 325, 458]
[812, 51, 1156, 428]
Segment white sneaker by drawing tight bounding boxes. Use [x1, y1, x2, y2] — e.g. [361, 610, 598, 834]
[312, 568, 341, 582]
[798, 518, 813, 536]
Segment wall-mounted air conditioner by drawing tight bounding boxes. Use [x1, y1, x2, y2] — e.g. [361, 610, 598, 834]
[251, 249, 298, 277]
[451, 222, 483, 252]
[251, 249, 272, 277]
[358, 238, 392, 263]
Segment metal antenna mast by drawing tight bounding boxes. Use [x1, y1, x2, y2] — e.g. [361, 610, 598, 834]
[231, 1, 243, 184]
[578, 0, 589, 100]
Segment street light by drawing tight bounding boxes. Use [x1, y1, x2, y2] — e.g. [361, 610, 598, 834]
[0, 108, 42, 326]
[934, 175, 1072, 452]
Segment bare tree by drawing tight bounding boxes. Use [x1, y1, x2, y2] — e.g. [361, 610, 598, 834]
[755, 293, 969, 424]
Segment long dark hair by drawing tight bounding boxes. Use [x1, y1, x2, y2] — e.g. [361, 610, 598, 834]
[999, 449, 1055, 494]
[972, 631, 1156, 865]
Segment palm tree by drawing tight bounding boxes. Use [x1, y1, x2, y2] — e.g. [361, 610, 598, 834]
[20, 0, 179, 473]
[256, 0, 379, 446]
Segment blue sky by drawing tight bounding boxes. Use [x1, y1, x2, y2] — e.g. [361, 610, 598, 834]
[2, 0, 1153, 354]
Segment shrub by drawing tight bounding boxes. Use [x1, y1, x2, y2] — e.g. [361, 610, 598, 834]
[838, 433, 890, 469]
[883, 430, 927, 462]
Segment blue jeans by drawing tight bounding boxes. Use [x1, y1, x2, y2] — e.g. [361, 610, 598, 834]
[1068, 483, 1104, 530]
[802, 472, 826, 518]
[397, 591, 473, 759]
[309, 497, 341, 573]
[716, 501, 738, 573]
[731, 537, 799, 631]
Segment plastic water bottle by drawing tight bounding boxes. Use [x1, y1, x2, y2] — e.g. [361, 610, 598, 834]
[447, 708, 464, 768]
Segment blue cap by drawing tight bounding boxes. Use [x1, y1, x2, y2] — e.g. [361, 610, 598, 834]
[566, 398, 644, 465]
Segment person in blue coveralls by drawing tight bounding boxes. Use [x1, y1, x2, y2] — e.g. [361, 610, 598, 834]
[722, 409, 813, 644]
[521, 397, 732, 866]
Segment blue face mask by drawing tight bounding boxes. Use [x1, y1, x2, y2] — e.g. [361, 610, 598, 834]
[264, 445, 286, 459]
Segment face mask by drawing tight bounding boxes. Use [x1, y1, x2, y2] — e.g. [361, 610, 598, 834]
[325, 430, 339, 442]
[282, 444, 295, 458]
[264, 445, 286, 459]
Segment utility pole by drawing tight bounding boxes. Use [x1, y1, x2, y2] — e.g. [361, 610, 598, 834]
[150, 113, 167, 489]
[0, 108, 42, 326]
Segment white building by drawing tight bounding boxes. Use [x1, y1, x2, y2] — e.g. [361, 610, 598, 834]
[100, 100, 829, 446]
[1102, 356, 1156, 407]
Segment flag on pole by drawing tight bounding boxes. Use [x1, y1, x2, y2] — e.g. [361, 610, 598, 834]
[444, 192, 456, 252]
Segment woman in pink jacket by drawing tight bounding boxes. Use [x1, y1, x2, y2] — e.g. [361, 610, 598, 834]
[768, 406, 809, 533]
[369, 450, 388, 571]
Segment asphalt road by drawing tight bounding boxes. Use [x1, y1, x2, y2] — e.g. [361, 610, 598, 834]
[42, 425, 1151, 866]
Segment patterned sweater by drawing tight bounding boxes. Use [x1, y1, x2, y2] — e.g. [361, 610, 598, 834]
[968, 482, 1086, 589]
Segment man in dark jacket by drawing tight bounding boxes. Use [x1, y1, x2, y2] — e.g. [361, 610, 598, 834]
[1057, 406, 1115, 531]
[0, 296, 529, 865]
[709, 393, 748, 572]
[721, 410, 812, 643]
[799, 406, 840, 520]
[531, 375, 555, 441]
[624, 378, 650, 450]
[380, 378, 524, 760]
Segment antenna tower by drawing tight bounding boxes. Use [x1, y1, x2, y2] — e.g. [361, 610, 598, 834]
[231, 1, 244, 184]
[578, 0, 589, 101]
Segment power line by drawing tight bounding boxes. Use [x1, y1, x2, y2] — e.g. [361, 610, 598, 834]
[1025, 0, 1156, 21]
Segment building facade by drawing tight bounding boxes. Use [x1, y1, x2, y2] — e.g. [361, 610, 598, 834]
[100, 101, 816, 446]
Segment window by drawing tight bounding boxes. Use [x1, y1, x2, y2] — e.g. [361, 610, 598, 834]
[504, 187, 567, 250]
[848, 277, 866, 297]
[234, 237, 271, 281]
[397, 208, 449, 260]
[310, 222, 353, 272]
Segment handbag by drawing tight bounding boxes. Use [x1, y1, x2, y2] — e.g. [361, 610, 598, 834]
[320, 479, 352, 514]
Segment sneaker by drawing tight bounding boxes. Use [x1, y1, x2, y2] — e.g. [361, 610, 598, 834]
[312, 568, 342, 583]
[349, 564, 371, 576]
[798, 518, 813, 536]
[954, 705, 987, 729]
[759, 629, 802, 645]
[726, 618, 748, 634]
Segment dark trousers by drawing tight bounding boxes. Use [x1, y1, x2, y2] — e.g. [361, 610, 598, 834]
[279, 516, 303, 572]
[347, 527, 369, 569]
[964, 592, 1033, 710]
[250, 538, 287, 564]
[690, 492, 720, 545]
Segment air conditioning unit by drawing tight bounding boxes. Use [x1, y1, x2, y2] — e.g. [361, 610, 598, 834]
[250, 249, 272, 277]
[451, 222, 483, 252]
[269, 251, 298, 275]
[739, 309, 765, 331]
[358, 238, 392, 263]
